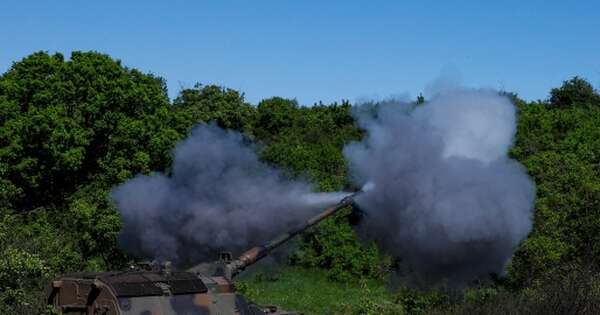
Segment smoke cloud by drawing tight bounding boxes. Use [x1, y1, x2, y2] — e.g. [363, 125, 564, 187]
[111, 124, 345, 265]
[344, 88, 535, 285]
[112, 86, 534, 285]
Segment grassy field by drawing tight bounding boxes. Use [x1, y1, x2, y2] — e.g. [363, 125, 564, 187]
[237, 266, 404, 314]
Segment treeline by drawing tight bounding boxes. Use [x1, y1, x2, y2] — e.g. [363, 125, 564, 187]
[1, 51, 599, 314]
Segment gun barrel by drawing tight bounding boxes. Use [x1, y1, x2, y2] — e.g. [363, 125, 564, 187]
[229, 193, 356, 277]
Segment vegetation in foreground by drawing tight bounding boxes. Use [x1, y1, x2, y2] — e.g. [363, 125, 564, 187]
[1, 51, 599, 314]
[237, 266, 401, 315]
[239, 263, 600, 315]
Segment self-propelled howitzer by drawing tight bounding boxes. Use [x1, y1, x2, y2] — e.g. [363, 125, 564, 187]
[46, 193, 357, 315]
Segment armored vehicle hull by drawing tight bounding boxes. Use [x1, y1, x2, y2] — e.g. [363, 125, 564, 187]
[47, 270, 292, 314]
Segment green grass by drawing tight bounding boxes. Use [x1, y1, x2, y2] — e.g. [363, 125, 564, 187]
[236, 266, 403, 315]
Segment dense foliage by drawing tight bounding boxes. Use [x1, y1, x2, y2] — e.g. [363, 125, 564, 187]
[1, 51, 599, 314]
[508, 77, 600, 288]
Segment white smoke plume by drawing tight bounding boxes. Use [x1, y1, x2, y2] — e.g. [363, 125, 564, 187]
[344, 88, 535, 285]
[111, 124, 344, 265]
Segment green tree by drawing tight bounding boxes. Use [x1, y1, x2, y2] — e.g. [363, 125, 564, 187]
[549, 76, 600, 109]
[253, 97, 299, 141]
[172, 84, 254, 134]
[0, 51, 186, 281]
[509, 78, 600, 287]
[0, 208, 81, 314]
[0, 51, 177, 212]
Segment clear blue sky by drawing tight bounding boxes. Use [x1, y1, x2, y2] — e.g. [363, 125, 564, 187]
[1, 1, 599, 105]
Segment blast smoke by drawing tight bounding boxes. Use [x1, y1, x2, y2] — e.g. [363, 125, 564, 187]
[111, 124, 345, 265]
[344, 88, 535, 285]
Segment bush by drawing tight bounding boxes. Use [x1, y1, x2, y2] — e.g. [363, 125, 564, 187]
[0, 210, 69, 314]
[432, 263, 600, 315]
[290, 209, 386, 282]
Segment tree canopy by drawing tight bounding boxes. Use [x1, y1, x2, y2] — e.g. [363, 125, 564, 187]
[1, 51, 599, 314]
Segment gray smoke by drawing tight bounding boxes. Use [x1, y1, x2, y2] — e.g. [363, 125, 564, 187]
[111, 124, 346, 265]
[344, 88, 535, 285]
